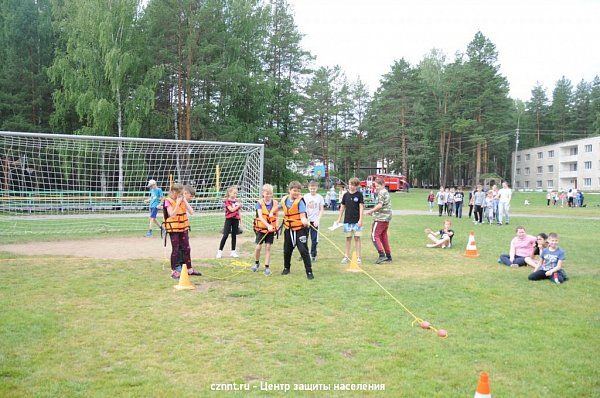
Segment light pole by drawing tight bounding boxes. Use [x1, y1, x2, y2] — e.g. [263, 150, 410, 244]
[512, 113, 521, 188]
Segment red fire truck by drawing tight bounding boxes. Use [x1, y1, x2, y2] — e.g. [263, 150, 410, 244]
[360, 174, 407, 192]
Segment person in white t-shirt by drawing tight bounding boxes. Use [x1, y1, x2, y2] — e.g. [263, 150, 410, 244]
[497, 181, 512, 225]
[303, 181, 325, 262]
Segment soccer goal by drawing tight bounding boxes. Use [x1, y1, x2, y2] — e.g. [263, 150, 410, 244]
[0, 131, 263, 237]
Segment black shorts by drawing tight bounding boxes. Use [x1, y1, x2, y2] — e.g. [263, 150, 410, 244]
[255, 231, 274, 245]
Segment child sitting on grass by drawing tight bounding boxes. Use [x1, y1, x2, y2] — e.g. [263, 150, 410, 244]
[528, 232, 568, 284]
[524, 233, 548, 268]
[424, 219, 454, 249]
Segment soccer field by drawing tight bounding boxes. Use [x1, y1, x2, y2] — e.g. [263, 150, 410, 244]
[1, 190, 599, 396]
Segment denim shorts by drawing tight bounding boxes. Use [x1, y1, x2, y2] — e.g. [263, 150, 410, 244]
[343, 223, 362, 237]
[149, 207, 159, 218]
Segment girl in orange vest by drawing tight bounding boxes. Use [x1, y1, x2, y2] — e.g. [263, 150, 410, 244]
[281, 181, 314, 280]
[163, 183, 200, 279]
[251, 184, 278, 276]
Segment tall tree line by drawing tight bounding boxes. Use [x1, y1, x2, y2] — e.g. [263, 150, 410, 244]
[1, 1, 598, 188]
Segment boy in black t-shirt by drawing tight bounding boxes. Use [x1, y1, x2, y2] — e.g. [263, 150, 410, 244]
[335, 178, 364, 264]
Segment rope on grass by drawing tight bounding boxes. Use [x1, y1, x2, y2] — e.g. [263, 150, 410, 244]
[200, 259, 252, 280]
[310, 223, 446, 337]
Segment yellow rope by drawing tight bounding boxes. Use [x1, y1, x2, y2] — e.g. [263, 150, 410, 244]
[200, 259, 251, 280]
[310, 223, 446, 337]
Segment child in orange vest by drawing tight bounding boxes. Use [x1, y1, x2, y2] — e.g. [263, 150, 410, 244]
[281, 181, 314, 280]
[251, 183, 278, 276]
[163, 183, 200, 279]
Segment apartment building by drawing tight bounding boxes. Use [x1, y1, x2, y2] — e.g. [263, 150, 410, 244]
[513, 135, 600, 192]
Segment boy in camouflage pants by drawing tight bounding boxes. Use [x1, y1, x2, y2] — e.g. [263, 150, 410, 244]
[365, 177, 393, 264]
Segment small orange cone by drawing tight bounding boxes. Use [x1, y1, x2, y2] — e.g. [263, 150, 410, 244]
[174, 264, 195, 290]
[345, 251, 362, 273]
[474, 372, 491, 397]
[464, 231, 480, 258]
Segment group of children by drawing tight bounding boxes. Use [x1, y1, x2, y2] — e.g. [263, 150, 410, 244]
[497, 227, 569, 284]
[148, 178, 568, 285]
[146, 176, 394, 281]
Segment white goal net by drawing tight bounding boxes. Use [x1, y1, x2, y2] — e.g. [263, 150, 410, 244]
[0, 131, 263, 238]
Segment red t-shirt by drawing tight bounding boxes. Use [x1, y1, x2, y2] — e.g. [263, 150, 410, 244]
[224, 198, 241, 219]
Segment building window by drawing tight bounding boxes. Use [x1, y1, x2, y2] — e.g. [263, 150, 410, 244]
[537, 152, 543, 159]
[548, 165, 554, 173]
[524, 181, 530, 188]
[584, 178, 592, 187]
[516, 168, 521, 175]
[525, 154, 531, 160]
[525, 167, 530, 175]
[569, 147, 578, 156]
[517, 155, 521, 162]
[547, 180, 554, 188]
[585, 144, 592, 152]
[536, 180, 542, 188]
[569, 163, 578, 172]
[585, 161, 592, 170]
[537, 166, 543, 174]
[516, 181, 521, 188]
[548, 150, 554, 158]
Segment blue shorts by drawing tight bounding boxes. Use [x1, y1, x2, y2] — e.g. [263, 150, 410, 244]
[149, 207, 159, 218]
[343, 223, 363, 237]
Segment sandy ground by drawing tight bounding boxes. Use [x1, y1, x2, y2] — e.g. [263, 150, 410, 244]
[0, 235, 253, 260]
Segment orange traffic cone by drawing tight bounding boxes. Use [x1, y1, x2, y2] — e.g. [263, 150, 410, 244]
[464, 231, 480, 258]
[174, 264, 195, 290]
[345, 251, 362, 273]
[474, 372, 491, 397]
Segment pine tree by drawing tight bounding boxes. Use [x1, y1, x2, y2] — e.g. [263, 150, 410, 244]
[548, 76, 573, 142]
[0, 0, 54, 131]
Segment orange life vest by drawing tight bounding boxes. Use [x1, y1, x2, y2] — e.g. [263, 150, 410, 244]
[253, 199, 278, 233]
[163, 197, 190, 233]
[281, 195, 305, 231]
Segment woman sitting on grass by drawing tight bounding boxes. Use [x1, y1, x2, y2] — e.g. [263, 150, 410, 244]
[425, 219, 454, 249]
[497, 226, 536, 267]
[524, 233, 548, 268]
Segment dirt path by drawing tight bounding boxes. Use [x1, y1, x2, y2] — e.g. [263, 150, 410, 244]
[0, 235, 253, 260]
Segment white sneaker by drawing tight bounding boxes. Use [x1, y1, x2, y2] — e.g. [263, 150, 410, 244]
[341, 257, 349, 264]
[216, 250, 223, 259]
[230, 250, 239, 258]
[357, 257, 362, 264]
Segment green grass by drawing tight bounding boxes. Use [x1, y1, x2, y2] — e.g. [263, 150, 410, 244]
[1, 196, 599, 396]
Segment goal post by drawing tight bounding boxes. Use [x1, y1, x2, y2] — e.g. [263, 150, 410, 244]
[0, 131, 263, 237]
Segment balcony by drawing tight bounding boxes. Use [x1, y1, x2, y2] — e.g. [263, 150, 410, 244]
[559, 171, 578, 179]
[559, 155, 578, 163]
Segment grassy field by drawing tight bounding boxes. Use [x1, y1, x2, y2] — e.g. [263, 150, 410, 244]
[1, 190, 599, 397]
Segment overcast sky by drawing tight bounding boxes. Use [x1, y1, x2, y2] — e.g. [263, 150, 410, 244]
[288, 0, 600, 101]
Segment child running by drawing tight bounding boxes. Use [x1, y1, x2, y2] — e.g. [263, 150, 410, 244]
[145, 179, 165, 237]
[425, 219, 454, 248]
[335, 177, 364, 264]
[281, 181, 314, 280]
[528, 232, 568, 284]
[216, 185, 242, 259]
[303, 181, 324, 262]
[251, 184, 278, 276]
[364, 177, 392, 264]
[163, 183, 200, 279]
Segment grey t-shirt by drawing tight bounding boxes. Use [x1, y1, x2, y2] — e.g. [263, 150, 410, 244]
[474, 191, 486, 206]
